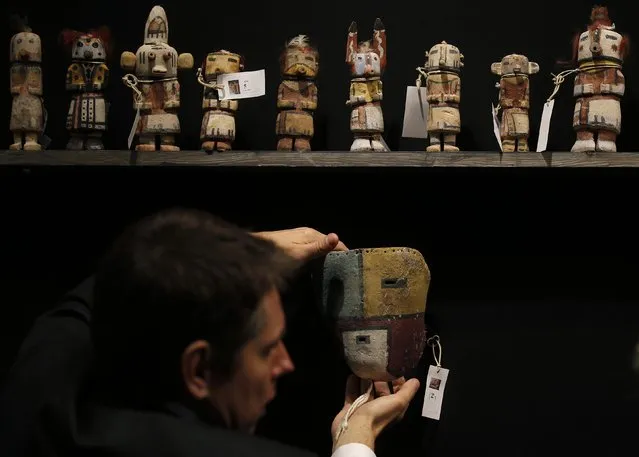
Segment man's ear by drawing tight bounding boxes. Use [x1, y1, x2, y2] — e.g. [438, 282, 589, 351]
[181, 340, 212, 400]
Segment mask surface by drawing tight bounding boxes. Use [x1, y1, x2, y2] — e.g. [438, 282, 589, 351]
[321, 247, 431, 381]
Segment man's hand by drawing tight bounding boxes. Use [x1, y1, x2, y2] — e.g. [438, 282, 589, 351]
[253, 227, 348, 262]
[331, 375, 420, 452]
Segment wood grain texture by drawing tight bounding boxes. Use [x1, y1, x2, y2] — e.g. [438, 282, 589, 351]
[1, 150, 639, 167]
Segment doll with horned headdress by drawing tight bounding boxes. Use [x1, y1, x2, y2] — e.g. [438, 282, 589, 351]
[275, 35, 319, 151]
[120, 5, 194, 152]
[9, 15, 45, 151]
[345, 18, 389, 151]
[567, 5, 629, 152]
[197, 50, 245, 152]
[60, 26, 111, 150]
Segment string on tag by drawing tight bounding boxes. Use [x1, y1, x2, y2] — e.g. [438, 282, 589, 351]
[196, 68, 226, 99]
[122, 74, 143, 105]
[546, 68, 579, 102]
[415, 67, 429, 89]
[333, 381, 374, 445]
[427, 335, 443, 372]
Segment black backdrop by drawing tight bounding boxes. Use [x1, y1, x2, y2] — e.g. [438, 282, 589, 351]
[2, 0, 638, 152]
[2, 0, 639, 456]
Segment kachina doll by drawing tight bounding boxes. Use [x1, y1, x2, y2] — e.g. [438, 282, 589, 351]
[490, 54, 539, 152]
[197, 50, 244, 152]
[9, 16, 44, 151]
[60, 27, 111, 150]
[275, 35, 319, 151]
[120, 5, 194, 152]
[345, 18, 389, 152]
[416, 41, 463, 152]
[568, 5, 629, 152]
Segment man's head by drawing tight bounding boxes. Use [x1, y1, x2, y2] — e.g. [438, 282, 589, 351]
[92, 208, 300, 432]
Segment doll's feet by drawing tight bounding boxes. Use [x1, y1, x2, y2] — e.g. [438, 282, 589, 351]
[136, 144, 157, 152]
[159, 144, 180, 152]
[215, 141, 232, 152]
[23, 141, 42, 151]
[596, 140, 616, 152]
[293, 138, 311, 151]
[67, 136, 85, 150]
[571, 139, 596, 153]
[277, 138, 293, 151]
[350, 138, 373, 151]
[9, 142, 22, 151]
[442, 144, 460, 152]
[85, 138, 104, 150]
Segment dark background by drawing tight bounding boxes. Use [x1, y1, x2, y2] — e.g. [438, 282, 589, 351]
[2, 0, 638, 152]
[2, 0, 639, 456]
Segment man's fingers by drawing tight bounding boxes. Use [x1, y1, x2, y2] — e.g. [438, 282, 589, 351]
[394, 378, 421, 403]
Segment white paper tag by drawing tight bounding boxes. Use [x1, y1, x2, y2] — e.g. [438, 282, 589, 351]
[421, 365, 449, 420]
[536, 99, 555, 152]
[492, 104, 503, 151]
[128, 107, 140, 149]
[401, 86, 429, 139]
[217, 70, 266, 100]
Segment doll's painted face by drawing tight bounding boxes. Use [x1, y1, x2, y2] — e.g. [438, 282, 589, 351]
[134, 43, 179, 77]
[72, 34, 106, 61]
[425, 41, 463, 73]
[10, 32, 41, 63]
[321, 248, 431, 381]
[350, 42, 381, 77]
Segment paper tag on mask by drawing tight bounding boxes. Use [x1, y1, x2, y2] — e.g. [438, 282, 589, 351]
[217, 70, 266, 100]
[536, 100, 555, 152]
[492, 104, 503, 151]
[421, 365, 450, 420]
[128, 107, 141, 149]
[401, 86, 429, 139]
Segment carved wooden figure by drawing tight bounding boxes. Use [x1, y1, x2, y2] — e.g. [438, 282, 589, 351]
[276, 35, 318, 151]
[569, 6, 629, 152]
[345, 18, 389, 152]
[491, 54, 539, 152]
[9, 19, 44, 151]
[120, 5, 194, 152]
[417, 41, 464, 152]
[320, 248, 431, 381]
[198, 50, 244, 152]
[61, 27, 111, 150]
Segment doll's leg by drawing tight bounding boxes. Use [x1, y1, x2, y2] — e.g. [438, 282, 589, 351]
[159, 134, 180, 152]
[516, 138, 529, 152]
[277, 137, 293, 151]
[85, 132, 104, 150]
[442, 134, 459, 152]
[350, 136, 372, 151]
[293, 137, 311, 152]
[571, 130, 596, 153]
[66, 133, 85, 150]
[596, 130, 617, 152]
[426, 134, 442, 152]
[9, 132, 23, 150]
[23, 132, 42, 151]
[135, 134, 156, 152]
[502, 138, 516, 152]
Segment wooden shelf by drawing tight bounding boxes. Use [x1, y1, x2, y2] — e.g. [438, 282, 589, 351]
[2, 150, 639, 167]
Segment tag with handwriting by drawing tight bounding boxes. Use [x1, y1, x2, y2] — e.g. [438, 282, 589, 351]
[128, 107, 140, 149]
[217, 70, 266, 100]
[421, 365, 450, 420]
[492, 104, 503, 151]
[401, 86, 429, 139]
[536, 100, 555, 152]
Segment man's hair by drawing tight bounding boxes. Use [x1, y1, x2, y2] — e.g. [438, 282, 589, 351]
[91, 207, 300, 403]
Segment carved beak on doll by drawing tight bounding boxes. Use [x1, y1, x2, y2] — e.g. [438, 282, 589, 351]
[152, 64, 167, 75]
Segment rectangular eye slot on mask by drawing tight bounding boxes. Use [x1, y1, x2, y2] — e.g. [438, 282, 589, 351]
[381, 277, 407, 289]
[356, 335, 371, 344]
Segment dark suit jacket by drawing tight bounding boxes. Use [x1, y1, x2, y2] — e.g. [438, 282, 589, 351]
[63, 401, 318, 457]
[0, 277, 319, 457]
[0, 276, 95, 457]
